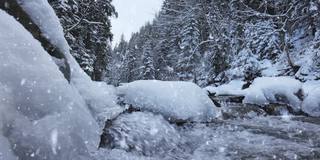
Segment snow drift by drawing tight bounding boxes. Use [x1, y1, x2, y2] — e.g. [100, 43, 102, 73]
[117, 80, 217, 122]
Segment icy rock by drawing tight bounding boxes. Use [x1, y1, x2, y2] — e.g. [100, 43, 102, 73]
[117, 80, 217, 122]
[243, 77, 303, 112]
[101, 112, 181, 156]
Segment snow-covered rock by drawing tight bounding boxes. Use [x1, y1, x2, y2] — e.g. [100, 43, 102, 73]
[302, 81, 320, 117]
[117, 80, 217, 122]
[102, 112, 181, 156]
[0, 10, 99, 159]
[204, 80, 246, 96]
[18, 0, 70, 54]
[74, 80, 124, 128]
[16, 0, 124, 127]
[243, 77, 303, 112]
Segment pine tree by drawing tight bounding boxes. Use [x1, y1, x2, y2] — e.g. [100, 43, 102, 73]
[49, 0, 117, 81]
[142, 40, 155, 80]
[176, 3, 201, 81]
[109, 0, 320, 84]
[109, 35, 127, 85]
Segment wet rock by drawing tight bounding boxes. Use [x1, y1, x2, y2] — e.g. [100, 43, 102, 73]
[99, 112, 181, 157]
[221, 104, 266, 120]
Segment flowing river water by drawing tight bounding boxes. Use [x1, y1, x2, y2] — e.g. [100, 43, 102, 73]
[94, 102, 320, 160]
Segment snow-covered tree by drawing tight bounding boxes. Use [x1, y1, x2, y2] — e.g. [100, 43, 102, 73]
[49, 0, 117, 81]
[176, 5, 201, 81]
[141, 40, 155, 80]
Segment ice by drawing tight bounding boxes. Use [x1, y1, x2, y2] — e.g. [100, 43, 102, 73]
[102, 112, 181, 157]
[204, 79, 246, 96]
[117, 80, 217, 122]
[302, 81, 320, 117]
[243, 77, 303, 111]
[0, 10, 99, 159]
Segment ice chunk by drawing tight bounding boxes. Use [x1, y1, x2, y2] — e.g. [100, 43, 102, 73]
[117, 80, 217, 122]
[102, 112, 181, 156]
[243, 77, 302, 111]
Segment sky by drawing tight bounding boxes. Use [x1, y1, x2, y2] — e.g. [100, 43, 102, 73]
[111, 0, 164, 46]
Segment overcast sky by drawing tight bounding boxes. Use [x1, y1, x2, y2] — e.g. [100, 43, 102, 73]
[111, 0, 164, 46]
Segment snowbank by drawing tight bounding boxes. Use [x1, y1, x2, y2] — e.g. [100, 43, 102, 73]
[302, 81, 320, 117]
[117, 80, 217, 122]
[204, 80, 246, 96]
[0, 10, 99, 159]
[243, 77, 303, 111]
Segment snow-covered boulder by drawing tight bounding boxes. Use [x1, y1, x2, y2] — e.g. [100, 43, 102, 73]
[0, 10, 99, 159]
[101, 112, 181, 156]
[243, 77, 303, 112]
[17, 0, 70, 55]
[302, 81, 320, 117]
[117, 80, 217, 122]
[14, 0, 124, 127]
[204, 80, 246, 96]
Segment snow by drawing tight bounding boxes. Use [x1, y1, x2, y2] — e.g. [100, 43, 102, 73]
[117, 80, 217, 122]
[204, 79, 246, 96]
[260, 59, 281, 77]
[73, 80, 124, 128]
[18, 0, 124, 127]
[18, 0, 70, 53]
[225, 48, 261, 80]
[0, 10, 99, 159]
[302, 81, 320, 117]
[243, 77, 303, 111]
